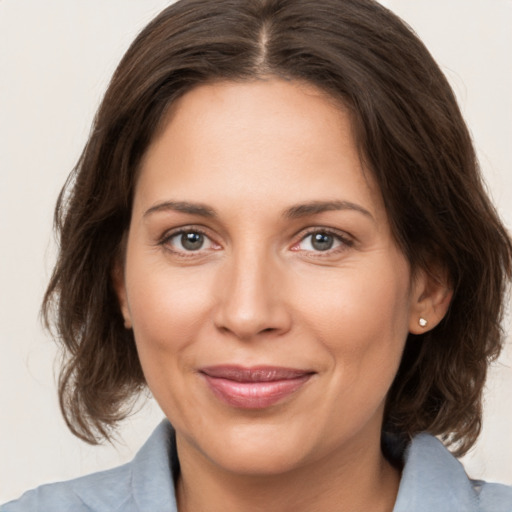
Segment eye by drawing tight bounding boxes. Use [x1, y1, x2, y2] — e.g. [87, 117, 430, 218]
[293, 229, 353, 253]
[178, 232, 206, 251]
[162, 229, 219, 253]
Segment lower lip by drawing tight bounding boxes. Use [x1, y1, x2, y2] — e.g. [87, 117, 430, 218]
[202, 374, 312, 409]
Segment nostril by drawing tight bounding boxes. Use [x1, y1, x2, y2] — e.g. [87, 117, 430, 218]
[214, 321, 284, 340]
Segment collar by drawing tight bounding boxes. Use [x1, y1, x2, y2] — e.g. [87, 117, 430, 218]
[130, 420, 178, 511]
[392, 433, 479, 512]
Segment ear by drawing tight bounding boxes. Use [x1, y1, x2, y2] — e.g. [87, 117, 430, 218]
[112, 260, 132, 330]
[408, 265, 453, 334]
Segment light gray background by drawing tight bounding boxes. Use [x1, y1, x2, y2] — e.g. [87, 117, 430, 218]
[1, 0, 511, 503]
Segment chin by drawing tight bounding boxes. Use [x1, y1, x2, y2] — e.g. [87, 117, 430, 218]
[210, 436, 309, 476]
[178, 418, 315, 476]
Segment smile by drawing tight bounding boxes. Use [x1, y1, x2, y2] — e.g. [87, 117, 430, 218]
[199, 365, 315, 409]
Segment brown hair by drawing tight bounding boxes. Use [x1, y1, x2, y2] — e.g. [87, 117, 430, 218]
[43, 0, 512, 455]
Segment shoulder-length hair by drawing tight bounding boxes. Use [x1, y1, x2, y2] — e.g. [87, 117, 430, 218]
[43, 0, 512, 455]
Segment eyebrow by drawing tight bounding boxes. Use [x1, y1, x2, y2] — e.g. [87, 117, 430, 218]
[144, 199, 373, 221]
[283, 200, 374, 220]
[144, 201, 216, 218]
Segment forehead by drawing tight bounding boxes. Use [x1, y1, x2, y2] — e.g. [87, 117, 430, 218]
[135, 79, 385, 222]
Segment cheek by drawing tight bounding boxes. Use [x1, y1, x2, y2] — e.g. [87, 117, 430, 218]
[125, 257, 216, 357]
[125, 261, 218, 416]
[297, 257, 412, 377]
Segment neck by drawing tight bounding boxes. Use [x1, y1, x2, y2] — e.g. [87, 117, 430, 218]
[175, 432, 401, 512]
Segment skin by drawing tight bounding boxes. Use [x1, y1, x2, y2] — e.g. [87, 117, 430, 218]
[115, 79, 451, 512]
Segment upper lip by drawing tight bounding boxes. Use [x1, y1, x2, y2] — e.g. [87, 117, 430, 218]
[199, 365, 315, 382]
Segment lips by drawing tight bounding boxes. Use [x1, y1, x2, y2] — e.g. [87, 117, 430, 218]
[199, 365, 314, 409]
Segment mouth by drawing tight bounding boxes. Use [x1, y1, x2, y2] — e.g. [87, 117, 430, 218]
[199, 365, 315, 409]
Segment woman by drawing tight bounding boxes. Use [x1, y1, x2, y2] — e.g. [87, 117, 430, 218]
[3, 0, 512, 510]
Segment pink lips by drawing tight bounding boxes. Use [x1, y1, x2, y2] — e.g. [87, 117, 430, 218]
[200, 365, 314, 409]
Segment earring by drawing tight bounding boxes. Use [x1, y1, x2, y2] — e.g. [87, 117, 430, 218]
[419, 318, 428, 328]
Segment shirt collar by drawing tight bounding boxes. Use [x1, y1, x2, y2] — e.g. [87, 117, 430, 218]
[391, 432, 479, 512]
[131, 420, 178, 511]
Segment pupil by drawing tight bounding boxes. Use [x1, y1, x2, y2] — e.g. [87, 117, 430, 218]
[182, 232, 204, 250]
[312, 233, 333, 251]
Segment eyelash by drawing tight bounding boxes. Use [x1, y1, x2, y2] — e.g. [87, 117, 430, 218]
[292, 228, 354, 256]
[159, 226, 217, 258]
[158, 226, 354, 257]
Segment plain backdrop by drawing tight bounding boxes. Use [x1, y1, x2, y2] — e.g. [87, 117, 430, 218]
[1, 0, 511, 503]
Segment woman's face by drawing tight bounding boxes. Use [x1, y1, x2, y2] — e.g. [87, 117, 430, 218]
[117, 79, 428, 475]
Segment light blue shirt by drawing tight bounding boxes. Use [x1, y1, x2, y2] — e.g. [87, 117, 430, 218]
[3, 420, 511, 511]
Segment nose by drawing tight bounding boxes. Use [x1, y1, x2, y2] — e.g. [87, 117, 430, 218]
[213, 249, 292, 340]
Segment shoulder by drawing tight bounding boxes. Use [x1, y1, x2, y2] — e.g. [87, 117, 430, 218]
[392, 432, 512, 512]
[1, 463, 134, 512]
[471, 479, 512, 512]
[1, 420, 178, 512]
[0, 464, 133, 512]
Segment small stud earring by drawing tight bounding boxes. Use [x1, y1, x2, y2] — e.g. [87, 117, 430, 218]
[419, 318, 428, 328]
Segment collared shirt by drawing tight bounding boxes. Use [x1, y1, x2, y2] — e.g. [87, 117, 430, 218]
[2, 420, 511, 511]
